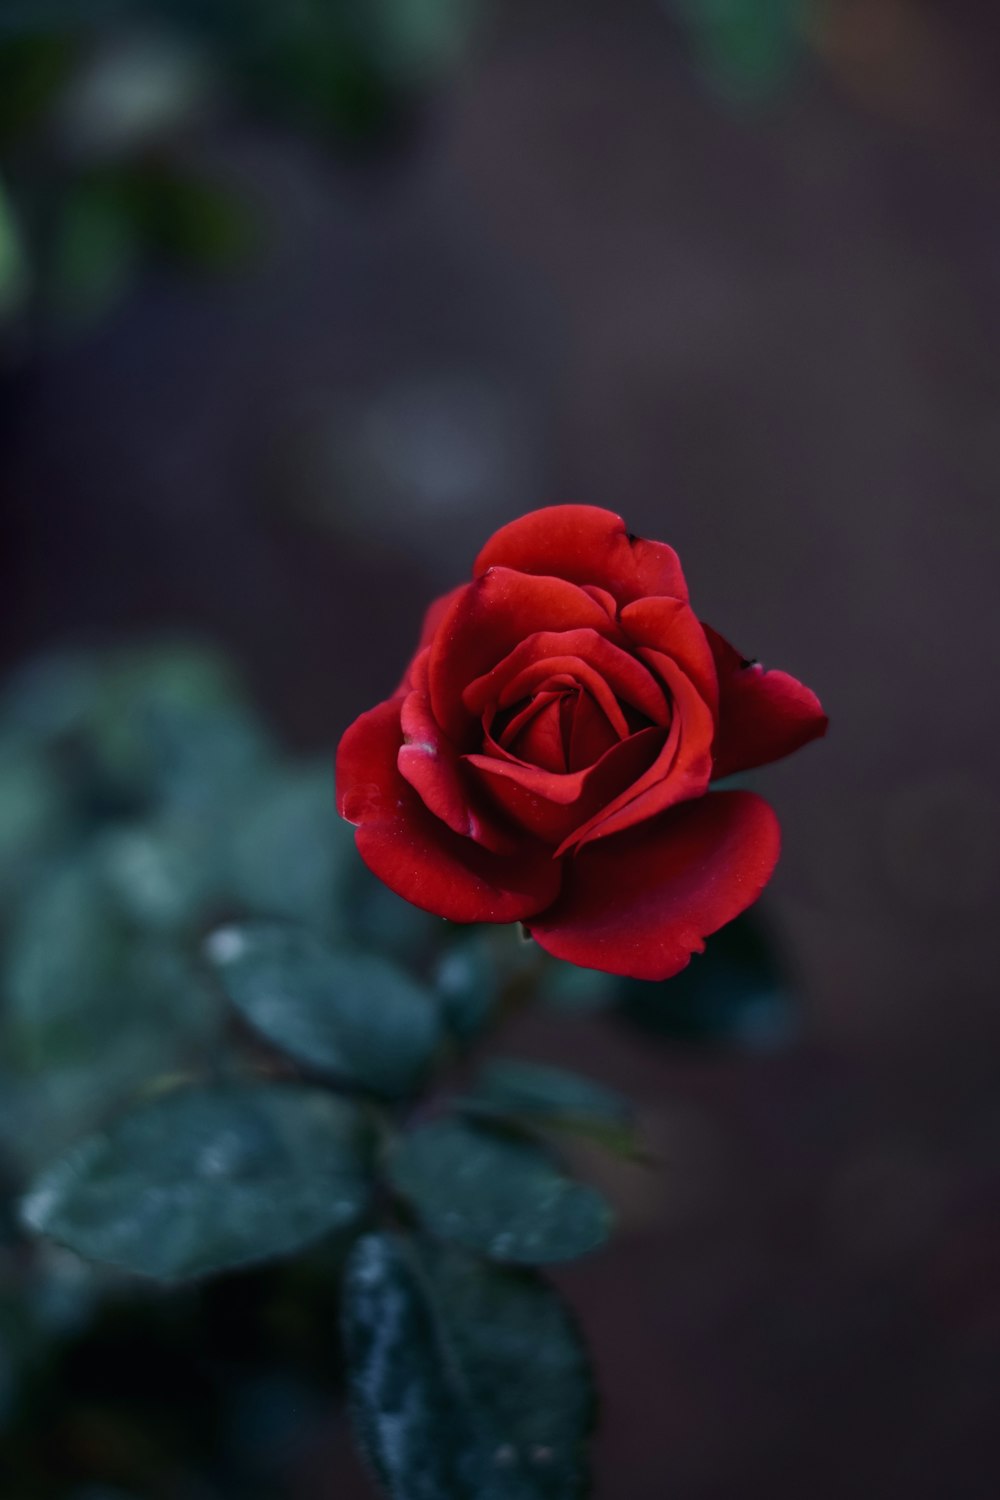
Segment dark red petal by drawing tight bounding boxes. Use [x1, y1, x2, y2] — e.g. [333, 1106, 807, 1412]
[336, 700, 560, 923]
[474, 505, 689, 605]
[619, 597, 719, 712]
[568, 689, 620, 768]
[509, 694, 567, 774]
[463, 628, 669, 727]
[429, 569, 615, 740]
[558, 652, 714, 853]
[491, 656, 631, 741]
[398, 682, 517, 854]
[703, 625, 829, 780]
[396, 584, 469, 694]
[528, 792, 780, 980]
[467, 727, 664, 846]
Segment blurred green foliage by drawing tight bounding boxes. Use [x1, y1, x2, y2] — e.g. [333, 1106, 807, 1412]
[0, 0, 484, 354]
[668, 0, 817, 103]
[0, 640, 605, 1496]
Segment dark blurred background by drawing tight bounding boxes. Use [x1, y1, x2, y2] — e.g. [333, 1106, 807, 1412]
[2, 1, 1000, 1497]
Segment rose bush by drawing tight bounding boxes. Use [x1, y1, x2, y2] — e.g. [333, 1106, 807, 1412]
[336, 506, 826, 979]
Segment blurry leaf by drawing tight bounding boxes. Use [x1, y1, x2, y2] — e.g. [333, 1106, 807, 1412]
[670, 0, 811, 102]
[0, 648, 104, 743]
[432, 933, 501, 1042]
[246, 3, 396, 142]
[538, 959, 617, 1015]
[616, 911, 796, 1050]
[0, 176, 30, 319]
[20, 1082, 371, 1280]
[128, 166, 257, 272]
[46, 175, 138, 327]
[371, 0, 483, 84]
[205, 921, 443, 1097]
[228, 764, 346, 933]
[96, 818, 219, 934]
[343, 1233, 593, 1500]
[341, 862, 441, 964]
[88, 642, 272, 813]
[55, 32, 216, 160]
[0, 946, 227, 1178]
[0, 30, 77, 143]
[4, 857, 127, 1069]
[387, 1120, 612, 1265]
[0, 742, 68, 893]
[461, 1060, 637, 1158]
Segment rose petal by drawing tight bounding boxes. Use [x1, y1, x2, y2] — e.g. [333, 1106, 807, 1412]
[396, 584, 468, 694]
[336, 700, 560, 922]
[508, 693, 567, 774]
[528, 791, 781, 980]
[474, 505, 689, 604]
[619, 596, 719, 712]
[557, 652, 714, 853]
[463, 628, 669, 727]
[568, 689, 620, 769]
[703, 625, 828, 780]
[429, 569, 616, 741]
[398, 679, 517, 854]
[467, 727, 664, 846]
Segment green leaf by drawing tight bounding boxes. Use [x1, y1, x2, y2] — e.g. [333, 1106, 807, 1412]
[538, 959, 616, 1015]
[670, 0, 809, 104]
[432, 933, 502, 1042]
[342, 1232, 593, 1499]
[0, 31, 77, 144]
[95, 818, 219, 934]
[0, 175, 30, 320]
[461, 1059, 638, 1158]
[128, 167, 257, 272]
[46, 176, 139, 328]
[616, 911, 796, 1049]
[19, 1083, 371, 1281]
[387, 1120, 612, 1265]
[205, 922, 443, 1097]
[87, 641, 271, 812]
[227, 764, 346, 934]
[0, 741, 68, 893]
[4, 857, 127, 1069]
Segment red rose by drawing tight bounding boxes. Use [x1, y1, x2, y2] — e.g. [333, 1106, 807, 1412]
[336, 506, 826, 980]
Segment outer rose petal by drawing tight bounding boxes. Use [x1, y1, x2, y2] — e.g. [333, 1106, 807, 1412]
[396, 584, 468, 694]
[336, 700, 560, 923]
[475, 505, 689, 605]
[528, 791, 780, 980]
[398, 681, 517, 854]
[703, 625, 828, 781]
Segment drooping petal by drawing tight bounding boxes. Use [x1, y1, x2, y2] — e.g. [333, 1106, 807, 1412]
[428, 569, 615, 741]
[336, 700, 560, 923]
[703, 625, 828, 780]
[528, 792, 780, 980]
[474, 505, 689, 604]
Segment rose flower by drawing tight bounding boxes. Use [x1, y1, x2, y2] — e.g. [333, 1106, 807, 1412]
[336, 506, 826, 979]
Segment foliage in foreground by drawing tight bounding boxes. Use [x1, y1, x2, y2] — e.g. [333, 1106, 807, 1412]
[0, 641, 793, 1498]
